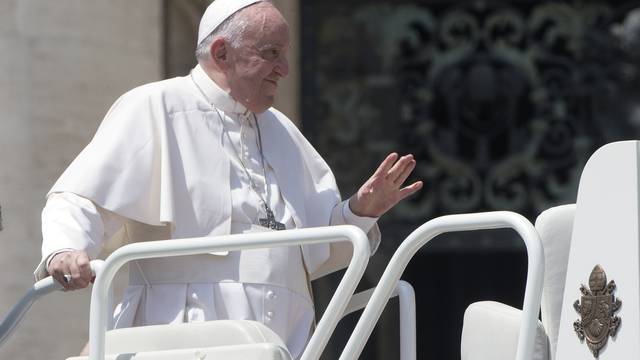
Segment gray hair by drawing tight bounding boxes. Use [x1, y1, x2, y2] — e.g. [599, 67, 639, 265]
[195, 1, 272, 63]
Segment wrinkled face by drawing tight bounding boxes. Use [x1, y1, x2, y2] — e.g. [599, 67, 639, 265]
[226, 4, 290, 113]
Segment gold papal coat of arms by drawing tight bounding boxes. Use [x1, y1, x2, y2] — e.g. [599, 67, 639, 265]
[573, 265, 621, 357]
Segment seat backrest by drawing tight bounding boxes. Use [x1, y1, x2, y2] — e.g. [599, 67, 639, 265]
[534, 204, 576, 360]
[555, 141, 640, 359]
[67, 342, 292, 360]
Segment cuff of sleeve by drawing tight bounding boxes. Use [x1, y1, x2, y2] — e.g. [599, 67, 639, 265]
[343, 200, 378, 234]
[33, 248, 75, 281]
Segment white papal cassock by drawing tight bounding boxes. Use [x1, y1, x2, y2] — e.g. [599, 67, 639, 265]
[35, 65, 380, 359]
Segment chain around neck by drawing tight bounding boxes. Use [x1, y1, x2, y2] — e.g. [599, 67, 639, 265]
[215, 107, 273, 217]
[190, 70, 277, 225]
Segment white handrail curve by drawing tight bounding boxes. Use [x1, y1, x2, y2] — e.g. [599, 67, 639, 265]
[0, 260, 104, 348]
[339, 211, 544, 360]
[88, 225, 371, 360]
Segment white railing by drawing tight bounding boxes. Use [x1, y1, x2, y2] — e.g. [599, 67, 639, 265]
[0, 225, 419, 360]
[0, 261, 104, 348]
[88, 225, 371, 360]
[339, 211, 544, 360]
[5, 211, 540, 360]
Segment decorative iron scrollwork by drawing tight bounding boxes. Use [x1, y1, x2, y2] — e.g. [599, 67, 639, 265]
[303, 1, 640, 228]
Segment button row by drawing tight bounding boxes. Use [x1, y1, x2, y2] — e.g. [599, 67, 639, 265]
[264, 289, 278, 323]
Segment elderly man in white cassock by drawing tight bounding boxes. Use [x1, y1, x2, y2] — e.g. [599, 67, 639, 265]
[35, 0, 422, 358]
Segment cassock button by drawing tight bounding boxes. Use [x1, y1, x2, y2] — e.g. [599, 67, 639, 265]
[265, 311, 274, 323]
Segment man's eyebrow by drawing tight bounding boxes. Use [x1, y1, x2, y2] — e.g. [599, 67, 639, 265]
[256, 42, 288, 51]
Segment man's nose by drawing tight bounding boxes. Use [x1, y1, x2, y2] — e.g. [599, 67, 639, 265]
[275, 56, 289, 78]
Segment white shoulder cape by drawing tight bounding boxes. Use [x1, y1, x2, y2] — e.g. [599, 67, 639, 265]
[49, 74, 340, 273]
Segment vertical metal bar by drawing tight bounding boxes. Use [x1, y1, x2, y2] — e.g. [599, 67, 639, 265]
[397, 280, 416, 360]
[340, 281, 417, 360]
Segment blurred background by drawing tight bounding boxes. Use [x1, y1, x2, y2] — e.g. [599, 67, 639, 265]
[2, 0, 640, 358]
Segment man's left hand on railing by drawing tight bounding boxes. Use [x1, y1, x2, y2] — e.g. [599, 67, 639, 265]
[47, 250, 94, 291]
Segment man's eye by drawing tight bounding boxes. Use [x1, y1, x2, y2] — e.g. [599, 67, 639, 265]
[262, 49, 279, 60]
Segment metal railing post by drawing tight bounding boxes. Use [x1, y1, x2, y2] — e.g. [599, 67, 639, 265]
[339, 211, 544, 360]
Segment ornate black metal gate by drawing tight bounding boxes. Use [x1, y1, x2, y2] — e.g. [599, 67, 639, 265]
[303, 0, 640, 228]
[302, 1, 640, 359]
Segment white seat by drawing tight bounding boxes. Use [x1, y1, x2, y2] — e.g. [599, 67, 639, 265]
[460, 204, 576, 360]
[461, 301, 549, 360]
[462, 140, 640, 359]
[66, 320, 292, 360]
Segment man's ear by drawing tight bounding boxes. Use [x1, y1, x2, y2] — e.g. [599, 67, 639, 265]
[211, 39, 229, 68]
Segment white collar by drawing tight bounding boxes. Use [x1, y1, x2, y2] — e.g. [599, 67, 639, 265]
[191, 64, 250, 115]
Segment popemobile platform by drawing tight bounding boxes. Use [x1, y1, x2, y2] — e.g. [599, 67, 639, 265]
[1, 141, 638, 359]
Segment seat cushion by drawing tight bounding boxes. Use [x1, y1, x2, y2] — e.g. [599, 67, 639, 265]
[103, 320, 287, 354]
[66, 320, 290, 359]
[461, 301, 549, 360]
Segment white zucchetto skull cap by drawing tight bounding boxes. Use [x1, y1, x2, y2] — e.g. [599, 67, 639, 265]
[197, 0, 263, 45]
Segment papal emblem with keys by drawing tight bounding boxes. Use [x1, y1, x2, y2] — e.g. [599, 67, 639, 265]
[573, 265, 621, 358]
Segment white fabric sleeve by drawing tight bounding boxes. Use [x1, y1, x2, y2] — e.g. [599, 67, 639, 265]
[309, 200, 382, 280]
[330, 199, 380, 254]
[44, 248, 76, 268]
[34, 192, 126, 280]
[340, 200, 378, 234]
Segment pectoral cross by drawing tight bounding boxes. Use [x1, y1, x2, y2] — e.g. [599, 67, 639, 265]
[259, 204, 286, 230]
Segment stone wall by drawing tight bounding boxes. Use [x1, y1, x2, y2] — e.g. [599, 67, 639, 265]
[0, 0, 301, 358]
[271, 0, 300, 123]
[0, 0, 300, 358]
[0, 1, 162, 358]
